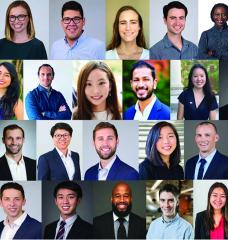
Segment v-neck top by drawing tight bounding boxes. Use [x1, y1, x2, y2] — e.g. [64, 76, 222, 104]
[178, 89, 218, 120]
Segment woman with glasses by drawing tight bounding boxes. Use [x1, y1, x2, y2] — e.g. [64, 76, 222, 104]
[0, 0, 47, 59]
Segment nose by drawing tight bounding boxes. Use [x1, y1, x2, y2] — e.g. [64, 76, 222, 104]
[125, 22, 130, 30]
[92, 85, 100, 94]
[63, 197, 69, 204]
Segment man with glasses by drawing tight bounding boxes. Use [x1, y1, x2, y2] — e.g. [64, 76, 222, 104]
[38, 122, 81, 180]
[50, 1, 105, 59]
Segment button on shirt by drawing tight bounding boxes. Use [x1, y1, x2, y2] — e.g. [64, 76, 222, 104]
[113, 213, 129, 239]
[98, 155, 116, 180]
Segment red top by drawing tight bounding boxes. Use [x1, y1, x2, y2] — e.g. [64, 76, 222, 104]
[210, 216, 225, 239]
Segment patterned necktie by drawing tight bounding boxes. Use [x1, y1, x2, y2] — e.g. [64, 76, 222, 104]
[55, 221, 66, 239]
[197, 158, 206, 179]
[117, 218, 127, 239]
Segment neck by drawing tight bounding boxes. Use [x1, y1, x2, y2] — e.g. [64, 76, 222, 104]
[92, 102, 107, 112]
[193, 87, 204, 94]
[66, 31, 83, 47]
[200, 148, 215, 158]
[161, 156, 170, 167]
[100, 156, 114, 168]
[7, 211, 24, 224]
[61, 213, 75, 221]
[167, 32, 182, 49]
[163, 213, 176, 222]
[118, 41, 138, 52]
[6, 152, 22, 163]
[13, 32, 30, 43]
[138, 95, 154, 113]
[214, 209, 222, 215]
[58, 148, 68, 157]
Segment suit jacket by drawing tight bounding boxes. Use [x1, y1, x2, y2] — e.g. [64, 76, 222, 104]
[44, 215, 92, 239]
[0, 215, 41, 239]
[219, 104, 228, 120]
[93, 211, 146, 239]
[84, 156, 139, 180]
[123, 98, 170, 120]
[38, 148, 81, 180]
[185, 151, 228, 179]
[0, 155, 36, 180]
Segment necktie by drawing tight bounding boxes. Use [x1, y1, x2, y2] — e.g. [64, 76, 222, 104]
[55, 221, 66, 239]
[117, 218, 127, 239]
[197, 158, 206, 179]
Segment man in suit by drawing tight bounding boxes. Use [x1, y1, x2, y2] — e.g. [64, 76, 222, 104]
[185, 121, 228, 179]
[84, 122, 139, 180]
[0, 182, 41, 239]
[123, 60, 170, 120]
[0, 124, 36, 180]
[93, 182, 146, 239]
[38, 122, 81, 180]
[44, 181, 92, 239]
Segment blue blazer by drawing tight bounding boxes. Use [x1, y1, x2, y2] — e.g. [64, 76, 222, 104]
[185, 151, 228, 179]
[0, 215, 41, 239]
[38, 148, 81, 180]
[84, 156, 139, 180]
[123, 98, 170, 120]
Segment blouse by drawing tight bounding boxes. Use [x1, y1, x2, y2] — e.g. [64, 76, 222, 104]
[105, 48, 149, 60]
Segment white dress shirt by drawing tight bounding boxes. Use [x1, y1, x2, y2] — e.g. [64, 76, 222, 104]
[113, 212, 129, 239]
[98, 155, 116, 180]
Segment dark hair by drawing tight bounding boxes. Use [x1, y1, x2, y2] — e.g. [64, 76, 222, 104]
[0, 182, 25, 199]
[0, 62, 20, 119]
[62, 1, 84, 18]
[50, 122, 73, 137]
[159, 184, 180, 199]
[196, 121, 218, 133]
[53, 181, 82, 199]
[130, 60, 156, 80]
[107, 5, 147, 50]
[146, 121, 181, 167]
[93, 122, 118, 141]
[37, 64, 55, 77]
[210, 3, 228, 22]
[3, 124, 25, 139]
[163, 1, 188, 19]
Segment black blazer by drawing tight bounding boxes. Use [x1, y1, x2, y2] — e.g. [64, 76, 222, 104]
[93, 211, 146, 239]
[44, 216, 92, 239]
[0, 155, 36, 180]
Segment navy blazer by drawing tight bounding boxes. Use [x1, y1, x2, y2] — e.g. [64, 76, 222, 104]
[123, 98, 170, 120]
[84, 156, 139, 180]
[38, 148, 81, 180]
[0, 215, 41, 239]
[185, 151, 228, 179]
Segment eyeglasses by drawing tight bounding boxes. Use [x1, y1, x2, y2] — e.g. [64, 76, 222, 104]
[54, 133, 70, 139]
[9, 14, 28, 22]
[62, 17, 82, 24]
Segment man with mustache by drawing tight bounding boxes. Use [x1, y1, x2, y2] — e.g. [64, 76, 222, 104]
[123, 60, 170, 120]
[93, 182, 146, 239]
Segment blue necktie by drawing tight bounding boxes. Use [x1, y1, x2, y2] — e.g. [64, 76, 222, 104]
[197, 158, 206, 179]
[55, 221, 66, 239]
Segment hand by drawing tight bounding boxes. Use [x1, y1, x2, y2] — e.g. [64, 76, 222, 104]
[58, 105, 66, 112]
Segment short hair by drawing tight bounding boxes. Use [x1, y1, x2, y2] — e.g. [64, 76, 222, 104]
[37, 64, 55, 77]
[130, 60, 156, 80]
[159, 184, 180, 199]
[163, 1, 188, 19]
[0, 182, 25, 199]
[210, 3, 228, 22]
[62, 1, 84, 18]
[196, 121, 218, 133]
[93, 122, 118, 141]
[53, 181, 82, 199]
[3, 124, 25, 139]
[50, 122, 73, 137]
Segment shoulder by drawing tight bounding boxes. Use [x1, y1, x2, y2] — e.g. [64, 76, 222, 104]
[44, 220, 58, 231]
[52, 38, 64, 48]
[130, 212, 145, 222]
[150, 39, 165, 51]
[186, 155, 198, 164]
[71, 151, 79, 158]
[30, 38, 45, 46]
[105, 49, 118, 59]
[156, 99, 170, 111]
[39, 150, 55, 159]
[76, 216, 92, 228]
[94, 211, 112, 223]
[26, 215, 41, 226]
[84, 36, 104, 46]
[178, 89, 191, 100]
[178, 216, 192, 228]
[123, 105, 136, 119]
[215, 151, 228, 162]
[0, 38, 8, 45]
[116, 158, 136, 171]
[24, 156, 36, 163]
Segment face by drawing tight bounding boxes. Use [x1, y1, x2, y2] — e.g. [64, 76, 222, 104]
[38, 66, 54, 89]
[210, 187, 226, 211]
[164, 8, 186, 35]
[159, 191, 178, 218]
[191, 68, 206, 89]
[130, 67, 157, 101]
[0, 65, 11, 89]
[213, 7, 228, 28]
[53, 129, 72, 152]
[85, 69, 111, 111]
[0, 189, 25, 220]
[3, 129, 24, 155]
[93, 128, 119, 160]
[55, 188, 80, 220]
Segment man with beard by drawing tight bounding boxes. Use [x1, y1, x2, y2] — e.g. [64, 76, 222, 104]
[0, 124, 36, 180]
[84, 122, 139, 180]
[93, 182, 146, 239]
[123, 61, 170, 120]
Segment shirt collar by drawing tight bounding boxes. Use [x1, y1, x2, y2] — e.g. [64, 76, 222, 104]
[163, 34, 188, 48]
[59, 214, 77, 226]
[5, 154, 24, 166]
[4, 212, 27, 228]
[55, 147, 71, 158]
[113, 212, 130, 222]
[38, 84, 52, 93]
[161, 213, 179, 224]
[197, 149, 217, 164]
[135, 96, 157, 113]
[213, 23, 228, 31]
[64, 30, 85, 48]
[98, 154, 116, 171]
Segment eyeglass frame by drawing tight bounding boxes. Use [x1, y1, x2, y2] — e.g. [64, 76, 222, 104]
[62, 16, 83, 24]
[9, 14, 28, 22]
[54, 133, 71, 139]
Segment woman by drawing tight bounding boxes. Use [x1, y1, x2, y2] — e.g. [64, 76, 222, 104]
[106, 6, 149, 60]
[139, 121, 184, 180]
[177, 64, 218, 120]
[73, 61, 121, 120]
[198, 3, 228, 59]
[0, 62, 23, 119]
[0, 1, 47, 59]
[195, 182, 228, 239]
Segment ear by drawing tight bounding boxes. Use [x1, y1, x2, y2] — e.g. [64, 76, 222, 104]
[163, 17, 167, 25]
[82, 17, 85, 27]
[116, 138, 119, 146]
[215, 134, 220, 142]
[153, 78, 158, 90]
[22, 198, 26, 206]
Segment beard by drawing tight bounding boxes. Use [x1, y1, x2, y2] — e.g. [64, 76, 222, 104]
[5, 144, 23, 155]
[112, 203, 132, 218]
[135, 86, 154, 101]
[95, 146, 117, 160]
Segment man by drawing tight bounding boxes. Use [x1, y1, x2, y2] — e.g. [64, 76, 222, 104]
[149, 1, 198, 59]
[84, 122, 139, 180]
[50, 1, 105, 59]
[185, 121, 228, 179]
[44, 181, 92, 239]
[123, 61, 170, 120]
[0, 182, 41, 239]
[0, 124, 36, 180]
[25, 64, 72, 120]
[93, 182, 146, 239]
[147, 184, 193, 239]
[38, 122, 81, 180]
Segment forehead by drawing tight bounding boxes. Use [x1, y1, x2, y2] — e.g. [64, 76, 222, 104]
[211, 187, 226, 195]
[112, 184, 131, 195]
[0, 65, 9, 73]
[132, 67, 153, 78]
[167, 8, 186, 17]
[87, 69, 108, 81]
[5, 128, 23, 137]
[160, 126, 174, 134]
[57, 188, 76, 196]
[2, 188, 23, 197]
[63, 9, 82, 18]
[196, 124, 216, 134]
[95, 128, 116, 138]
[39, 66, 53, 74]
[9, 6, 27, 14]
[54, 128, 70, 134]
[213, 6, 227, 13]
[160, 191, 176, 199]
[119, 9, 139, 20]
[193, 68, 205, 74]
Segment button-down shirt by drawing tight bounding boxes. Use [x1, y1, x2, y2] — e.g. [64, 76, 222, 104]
[98, 155, 116, 180]
[113, 212, 129, 239]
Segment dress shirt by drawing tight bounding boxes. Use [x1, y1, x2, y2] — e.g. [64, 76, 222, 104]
[98, 155, 116, 180]
[5, 154, 27, 181]
[194, 149, 217, 179]
[113, 212, 129, 239]
[105, 48, 149, 60]
[92, 111, 113, 120]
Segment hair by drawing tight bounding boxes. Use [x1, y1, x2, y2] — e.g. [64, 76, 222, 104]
[210, 3, 228, 22]
[145, 121, 181, 167]
[204, 182, 228, 236]
[0, 62, 20, 119]
[130, 60, 156, 80]
[112, 182, 132, 197]
[53, 181, 82, 199]
[163, 1, 188, 19]
[37, 64, 55, 77]
[50, 122, 73, 137]
[0, 182, 25, 199]
[62, 1, 84, 18]
[159, 184, 180, 199]
[5, 0, 35, 41]
[93, 122, 118, 141]
[107, 5, 147, 50]
[195, 121, 218, 133]
[3, 124, 24, 139]
[73, 61, 121, 120]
